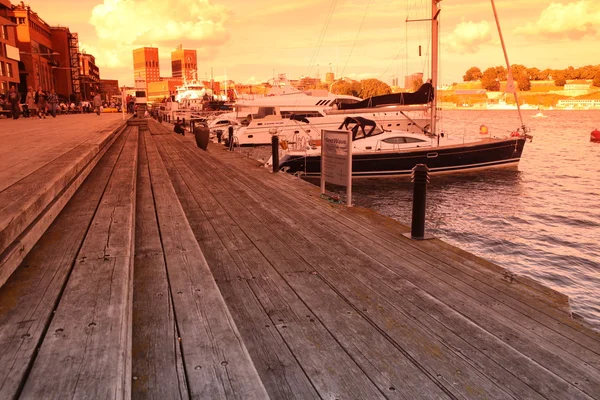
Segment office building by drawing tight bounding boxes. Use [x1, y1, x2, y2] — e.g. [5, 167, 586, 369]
[133, 46, 159, 92]
[7, 1, 57, 92]
[171, 45, 197, 81]
[0, 0, 20, 93]
[50, 26, 80, 101]
[99, 78, 119, 102]
[79, 52, 99, 100]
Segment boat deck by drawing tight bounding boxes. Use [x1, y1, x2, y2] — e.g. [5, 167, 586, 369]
[0, 117, 599, 399]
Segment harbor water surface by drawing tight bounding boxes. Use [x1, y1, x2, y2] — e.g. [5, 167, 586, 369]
[329, 109, 600, 330]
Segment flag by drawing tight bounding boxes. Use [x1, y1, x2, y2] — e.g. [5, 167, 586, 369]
[505, 71, 516, 94]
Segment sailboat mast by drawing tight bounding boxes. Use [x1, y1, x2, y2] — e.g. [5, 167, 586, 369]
[490, 0, 526, 130]
[431, 0, 441, 135]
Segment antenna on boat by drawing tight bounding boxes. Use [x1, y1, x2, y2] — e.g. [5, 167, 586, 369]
[490, 0, 527, 133]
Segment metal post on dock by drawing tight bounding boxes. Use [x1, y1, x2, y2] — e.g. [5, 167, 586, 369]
[228, 126, 234, 152]
[271, 136, 279, 173]
[404, 164, 433, 240]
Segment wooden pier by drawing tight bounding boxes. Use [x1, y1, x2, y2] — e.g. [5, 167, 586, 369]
[0, 115, 599, 399]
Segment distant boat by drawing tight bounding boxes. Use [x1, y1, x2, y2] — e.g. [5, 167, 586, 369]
[533, 111, 547, 118]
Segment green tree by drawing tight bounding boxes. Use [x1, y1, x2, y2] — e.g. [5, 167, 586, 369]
[332, 80, 361, 97]
[510, 64, 527, 79]
[481, 68, 500, 91]
[494, 66, 507, 81]
[463, 67, 483, 81]
[517, 74, 531, 91]
[554, 71, 566, 86]
[593, 74, 600, 87]
[411, 76, 424, 91]
[359, 79, 392, 98]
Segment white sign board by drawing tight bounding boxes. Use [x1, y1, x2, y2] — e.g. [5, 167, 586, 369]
[321, 129, 352, 206]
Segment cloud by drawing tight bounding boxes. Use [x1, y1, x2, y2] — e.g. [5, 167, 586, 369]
[84, 0, 231, 74]
[90, 0, 230, 45]
[514, 0, 600, 39]
[444, 20, 493, 54]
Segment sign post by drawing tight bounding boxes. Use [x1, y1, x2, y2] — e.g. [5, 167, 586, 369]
[321, 129, 353, 207]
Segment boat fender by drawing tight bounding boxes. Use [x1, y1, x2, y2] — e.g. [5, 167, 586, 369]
[479, 124, 489, 135]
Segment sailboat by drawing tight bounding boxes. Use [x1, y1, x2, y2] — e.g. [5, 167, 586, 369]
[274, 0, 533, 178]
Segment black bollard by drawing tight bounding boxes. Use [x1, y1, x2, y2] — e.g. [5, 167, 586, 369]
[182, 118, 186, 130]
[216, 130, 222, 143]
[409, 164, 431, 240]
[228, 125, 234, 151]
[271, 136, 279, 173]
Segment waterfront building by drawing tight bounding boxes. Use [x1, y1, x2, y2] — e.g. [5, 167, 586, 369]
[0, 0, 19, 93]
[7, 1, 57, 93]
[325, 72, 334, 85]
[50, 26, 80, 101]
[79, 52, 99, 100]
[133, 47, 159, 93]
[171, 45, 197, 81]
[148, 79, 181, 102]
[99, 78, 119, 102]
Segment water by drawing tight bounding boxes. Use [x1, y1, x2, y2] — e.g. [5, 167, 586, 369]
[337, 110, 600, 330]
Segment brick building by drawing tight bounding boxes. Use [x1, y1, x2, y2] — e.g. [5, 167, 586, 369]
[79, 52, 99, 100]
[133, 47, 159, 93]
[171, 45, 197, 81]
[8, 1, 58, 94]
[50, 26, 80, 101]
[0, 0, 19, 94]
[99, 78, 119, 102]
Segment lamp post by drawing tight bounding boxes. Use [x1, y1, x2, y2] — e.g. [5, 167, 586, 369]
[19, 50, 59, 90]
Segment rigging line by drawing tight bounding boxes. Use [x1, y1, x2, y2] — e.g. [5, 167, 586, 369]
[340, 0, 372, 79]
[305, 0, 338, 78]
[379, 52, 403, 81]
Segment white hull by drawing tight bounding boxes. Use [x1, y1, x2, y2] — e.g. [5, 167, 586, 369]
[234, 111, 430, 146]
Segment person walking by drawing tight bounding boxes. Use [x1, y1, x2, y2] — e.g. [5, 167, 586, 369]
[7, 85, 21, 119]
[35, 86, 47, 119]
[92, 93, 102, 115]
[47, 88, 59, 118]
[26, 86, 35, 118]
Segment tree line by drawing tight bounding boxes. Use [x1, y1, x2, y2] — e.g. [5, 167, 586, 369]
[463, 64, 600, 91]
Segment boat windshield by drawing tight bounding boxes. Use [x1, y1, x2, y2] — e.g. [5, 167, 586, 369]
[338, 117, 384, 140]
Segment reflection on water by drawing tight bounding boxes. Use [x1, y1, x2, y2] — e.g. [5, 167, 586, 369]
[324, 110, 600, 330]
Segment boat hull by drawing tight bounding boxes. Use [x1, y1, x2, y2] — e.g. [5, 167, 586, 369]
[279, 138, 527, 178]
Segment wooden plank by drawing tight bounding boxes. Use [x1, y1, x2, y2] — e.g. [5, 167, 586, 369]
[156, 136, 458, 399]
[165, 134, 600, 399]
[0, 123, 127, 289]
[207, 137, 600, 347]
[19, 127, 138, 400]
[132, 131, 189, 399]
[0, 117, 125, 190]
[0, 120, 125, 288]
[0, 128, 129, 399]
[155, 138, 322, 400]
[143, 132, 270, 399]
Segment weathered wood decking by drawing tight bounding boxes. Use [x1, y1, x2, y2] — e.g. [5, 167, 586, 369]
[0, 117, 599, 399]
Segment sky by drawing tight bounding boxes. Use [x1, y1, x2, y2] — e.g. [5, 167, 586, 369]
[22, 0, 600, 86]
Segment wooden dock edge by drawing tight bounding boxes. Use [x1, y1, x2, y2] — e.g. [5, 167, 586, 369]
[0, 120, 128, 289]
[202, 140, 577, 321]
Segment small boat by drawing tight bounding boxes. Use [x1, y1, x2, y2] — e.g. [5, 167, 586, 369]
[274, 117, 532, 178]
[533, 112, 547, 118]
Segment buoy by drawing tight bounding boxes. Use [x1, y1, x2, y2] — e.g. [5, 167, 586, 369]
[479, 124, 489, 135]
[591, 128, 600, 143]
[510, 131, 521, 138]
